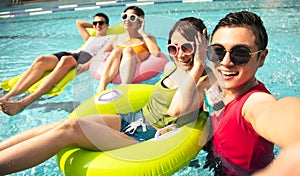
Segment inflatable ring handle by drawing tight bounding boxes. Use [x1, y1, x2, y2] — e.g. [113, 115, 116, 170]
[94, 89, 122, 104]
[153, 125, 180, 141]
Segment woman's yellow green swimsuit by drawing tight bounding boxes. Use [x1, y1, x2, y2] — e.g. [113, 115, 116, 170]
[142, 66, 178, 128]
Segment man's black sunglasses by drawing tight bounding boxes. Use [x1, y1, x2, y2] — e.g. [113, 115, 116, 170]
[207, 44, 263, 65]
[93, 21, 106, 26]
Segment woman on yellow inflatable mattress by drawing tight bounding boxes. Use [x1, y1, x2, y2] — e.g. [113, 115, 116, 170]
[0, 17, 211, 175]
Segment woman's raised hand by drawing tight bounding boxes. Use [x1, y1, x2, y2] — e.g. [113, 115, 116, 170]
[193, 30, 207, 70]
[137, 18, 146, 36]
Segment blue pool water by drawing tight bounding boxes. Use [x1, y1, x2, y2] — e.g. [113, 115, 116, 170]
[0, 0, 299, 175]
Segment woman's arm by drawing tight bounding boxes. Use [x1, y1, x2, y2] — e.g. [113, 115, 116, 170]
[167, 32, 208, 117]
[76, 20, 93, 41]
[166, 69, 207, 117]
[137, 18, 160, 56]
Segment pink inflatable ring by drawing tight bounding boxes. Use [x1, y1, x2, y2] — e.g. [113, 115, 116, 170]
[89, 52, 169, 83]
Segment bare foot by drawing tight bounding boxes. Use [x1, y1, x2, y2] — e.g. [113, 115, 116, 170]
[0, 97, 9, 112]
[0, 98, 5, 111]
[0, 95, 10, 103]
[96, 84, 105, 94]
[0, 101, 25, 116]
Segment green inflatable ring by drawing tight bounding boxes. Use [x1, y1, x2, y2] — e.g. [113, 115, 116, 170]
[56, 84, 208, 175]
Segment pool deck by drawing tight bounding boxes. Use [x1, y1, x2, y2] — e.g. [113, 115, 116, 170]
[0, 0, 212, 18]
[16, 0, 59, 5]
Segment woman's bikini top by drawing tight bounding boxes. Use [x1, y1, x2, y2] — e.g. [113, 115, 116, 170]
[116, 35, 149, 55]
[117, 42, 149, 54]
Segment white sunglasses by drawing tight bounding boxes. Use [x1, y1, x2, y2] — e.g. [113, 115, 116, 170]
[121, 13, 138, 22]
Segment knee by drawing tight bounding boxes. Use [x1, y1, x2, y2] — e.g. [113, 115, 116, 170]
[106, 48, 122, 64]
[114, 47, 123, 54]
[51, 118, 82, 145]
[30, 56, 57, 71]
[122, 47, 139, 62]
[59, 56, 77, 69]
[122, 47, 135, 57]
[109, 48, 123, 60]
[56, 118, 80, 134]
[34, 55, 50, 66]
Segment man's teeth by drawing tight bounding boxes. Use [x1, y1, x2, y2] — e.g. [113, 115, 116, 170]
[222, 71, 238, 76]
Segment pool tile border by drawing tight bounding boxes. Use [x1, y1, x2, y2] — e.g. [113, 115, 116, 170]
[0, 0, 212, 18]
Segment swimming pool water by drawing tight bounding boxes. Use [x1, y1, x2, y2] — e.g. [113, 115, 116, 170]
[0, 0, 299, 175]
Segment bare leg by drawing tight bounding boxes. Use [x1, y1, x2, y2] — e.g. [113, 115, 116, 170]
[0, 114, 137, 175]
[0, 121, 61, 151]
[97, 48, 122, 93]
[119, 47, 138, 84]
[0, 55, 59, 102]
[1, 56, 77, 115]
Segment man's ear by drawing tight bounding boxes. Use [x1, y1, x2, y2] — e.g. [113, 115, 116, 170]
[258, 49, 268, 67]
[202, 28, 207, 38]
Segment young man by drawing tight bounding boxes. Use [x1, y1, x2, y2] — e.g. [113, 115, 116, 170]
[0, 13, 109, 116]
[76, 12, 110, 41]
[204, 11, 300, 175]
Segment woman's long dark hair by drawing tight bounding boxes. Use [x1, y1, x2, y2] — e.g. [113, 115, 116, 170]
[123, 6, 145, 18]
[168, 17, 207, 44]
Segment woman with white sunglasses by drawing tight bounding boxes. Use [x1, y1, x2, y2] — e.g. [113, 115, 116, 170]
[95, 6, 161, 92]
[0, 17, 211, 175]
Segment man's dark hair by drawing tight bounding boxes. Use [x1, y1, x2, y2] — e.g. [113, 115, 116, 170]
[212, 11, 268, 50]
[94, 13, 109, 24]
